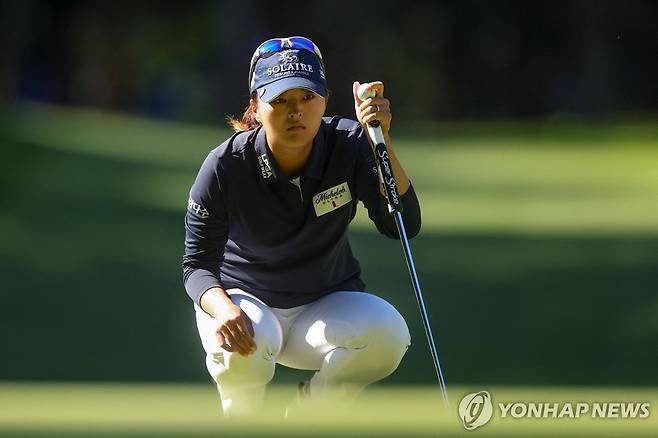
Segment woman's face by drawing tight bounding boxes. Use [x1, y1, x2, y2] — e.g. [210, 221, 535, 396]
[255, 87, 326, 150]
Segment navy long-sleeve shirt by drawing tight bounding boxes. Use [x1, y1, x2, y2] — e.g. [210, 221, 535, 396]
[182, 116, 421, 309]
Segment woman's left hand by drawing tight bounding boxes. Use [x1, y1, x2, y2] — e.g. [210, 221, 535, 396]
[353, 81, 392, 137]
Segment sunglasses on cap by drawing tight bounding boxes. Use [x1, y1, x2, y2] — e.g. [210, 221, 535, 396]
[248, 36, 325, 90]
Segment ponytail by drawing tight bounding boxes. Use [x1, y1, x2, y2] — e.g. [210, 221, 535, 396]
[226, 92, 261, 132]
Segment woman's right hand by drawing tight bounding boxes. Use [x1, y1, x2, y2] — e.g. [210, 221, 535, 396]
[214, 301, 257, 356]
[200, 288, 257, 356]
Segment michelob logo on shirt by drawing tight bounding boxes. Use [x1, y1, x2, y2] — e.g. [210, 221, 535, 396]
[313, 182, 352, 217]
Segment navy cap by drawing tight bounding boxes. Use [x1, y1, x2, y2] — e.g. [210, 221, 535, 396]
[249, 49, 327, 103]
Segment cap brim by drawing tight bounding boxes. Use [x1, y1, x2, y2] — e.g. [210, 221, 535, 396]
[257, 77, 326, 103]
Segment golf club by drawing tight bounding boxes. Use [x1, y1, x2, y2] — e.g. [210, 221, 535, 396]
[358, 85, 450, 407]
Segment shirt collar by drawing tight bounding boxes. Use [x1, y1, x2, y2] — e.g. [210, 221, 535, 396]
[302, 121, 326, 180]
[253, 121, 327, 184]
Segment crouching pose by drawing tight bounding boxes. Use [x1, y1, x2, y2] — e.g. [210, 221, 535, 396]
[183, 36, 421, 416]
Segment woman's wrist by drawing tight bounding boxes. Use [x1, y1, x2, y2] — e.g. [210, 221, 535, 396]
[200, 287, 234, 318]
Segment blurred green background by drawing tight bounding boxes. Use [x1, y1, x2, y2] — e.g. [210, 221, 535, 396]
[1, 1, 657, 437]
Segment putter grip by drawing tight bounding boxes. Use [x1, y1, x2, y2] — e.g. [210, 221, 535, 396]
[366, 121, 403, 214]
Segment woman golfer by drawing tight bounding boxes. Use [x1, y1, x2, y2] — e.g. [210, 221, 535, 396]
[183, 36, 421, 416]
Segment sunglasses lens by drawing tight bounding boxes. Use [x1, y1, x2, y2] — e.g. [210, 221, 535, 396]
[289, 37, 315, 52]
[258, 39, 283, 56]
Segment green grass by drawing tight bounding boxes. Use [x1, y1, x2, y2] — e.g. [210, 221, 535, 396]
[0, 383, 656, 437]
[397, 141, 658, 234]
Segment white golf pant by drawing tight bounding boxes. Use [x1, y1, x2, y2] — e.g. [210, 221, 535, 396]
[195, 289, 411, 416]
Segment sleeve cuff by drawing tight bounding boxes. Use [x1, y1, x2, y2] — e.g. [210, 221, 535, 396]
[185, 269, 223, 307]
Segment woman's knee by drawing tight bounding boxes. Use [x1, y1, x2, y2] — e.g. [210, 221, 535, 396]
[329, 295, 412, 372]
[361, 318, 411, 381]
[207, 348, 276, 388]
[204, 293, 284, 387]
[358, 293, 411, 352]
[234, 294, 284, 359]
[324, 317, 410, 383]
[206, 324, 282, 387]
[367, 306, 412, 367]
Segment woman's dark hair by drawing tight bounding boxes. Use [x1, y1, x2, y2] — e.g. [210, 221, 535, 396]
[226, 91, 260, 132]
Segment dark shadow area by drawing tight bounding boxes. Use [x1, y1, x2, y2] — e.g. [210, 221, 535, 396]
[3, 2, 658, 121]
[0, 138, 656, 386]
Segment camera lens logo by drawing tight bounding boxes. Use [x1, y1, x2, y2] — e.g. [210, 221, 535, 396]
[459, 391, 493, 430]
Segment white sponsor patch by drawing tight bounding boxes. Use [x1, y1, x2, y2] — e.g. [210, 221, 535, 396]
[313, 182, 352, 217]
